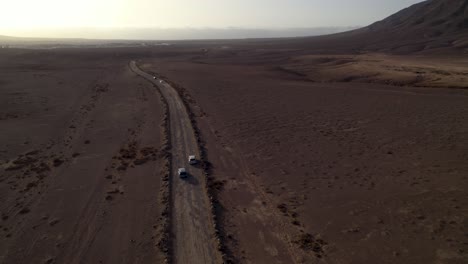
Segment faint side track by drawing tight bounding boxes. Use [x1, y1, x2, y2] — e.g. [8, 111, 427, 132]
[130, 61, 223, 264]
[1, 64, 167, 264]
[129, 61, 172, 263]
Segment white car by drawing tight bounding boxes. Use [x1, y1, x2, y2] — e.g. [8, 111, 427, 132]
[188, 155, 197, 165]
[178, 168, 187, 178]
[153, 76, 157, 79]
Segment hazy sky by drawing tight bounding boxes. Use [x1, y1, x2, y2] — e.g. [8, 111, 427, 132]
[0, 0, 423, 38]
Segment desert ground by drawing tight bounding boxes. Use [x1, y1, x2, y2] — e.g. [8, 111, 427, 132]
[0, 43, 467, 264]
[139, 47, 468, 264]
[0, 42, 467, 264]
[1, 1, 468, 262]
[0, 48, 169, 263]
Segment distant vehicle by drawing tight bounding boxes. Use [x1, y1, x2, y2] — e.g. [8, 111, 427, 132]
[153, 76, 157, 79]
[159, 80, 163, 83]
[188, 155, 197, 165]
[178, 168, 187, 178]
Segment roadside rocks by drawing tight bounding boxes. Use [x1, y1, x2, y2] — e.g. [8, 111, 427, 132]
[161, 77, 233, 263]
[294, 233, 328, 258]
[154, 83, 172, 263]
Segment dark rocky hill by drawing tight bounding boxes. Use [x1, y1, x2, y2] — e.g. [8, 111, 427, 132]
[283, 0, 468, 54]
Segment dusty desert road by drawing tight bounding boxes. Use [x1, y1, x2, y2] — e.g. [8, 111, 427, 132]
[130, 61, 222, 264]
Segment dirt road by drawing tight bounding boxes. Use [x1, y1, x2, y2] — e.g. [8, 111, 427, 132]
[130, 61, 222, 264]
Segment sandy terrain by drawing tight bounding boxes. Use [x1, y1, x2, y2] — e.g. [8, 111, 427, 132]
[282, 54, 468, 88]
[0, 49, 168, 263]
[0, 2, 467, 262]
[142, 51, 468, 264]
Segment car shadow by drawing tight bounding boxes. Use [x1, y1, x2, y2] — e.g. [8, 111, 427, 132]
[185, 174, 199, 185]
[190, 163, 202, 169]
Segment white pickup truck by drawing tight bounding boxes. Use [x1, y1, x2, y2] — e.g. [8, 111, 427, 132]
[188, 155, 197, 165]
[178, 168, 187, 178]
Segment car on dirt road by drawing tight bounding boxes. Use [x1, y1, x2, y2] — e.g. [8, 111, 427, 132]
[188, 155, 197, 165]
[178, 168, 187, 178]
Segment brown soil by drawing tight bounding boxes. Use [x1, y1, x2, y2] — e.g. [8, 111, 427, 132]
[1, 2, 467, 261]
[141, 48, 468, 263]
[0, 49, 168, 264]
[281, 54, 468, 88]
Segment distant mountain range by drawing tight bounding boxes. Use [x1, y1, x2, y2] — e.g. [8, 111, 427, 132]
[1, 0, 466, 54]
[0, 26, 359, 42]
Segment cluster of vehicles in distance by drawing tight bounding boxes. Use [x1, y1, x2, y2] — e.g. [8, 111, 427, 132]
[153, 76, 163, 83]
[153, 74, 194, 179]
[178, 155, 197, 179]
[154, 73, 193, 179]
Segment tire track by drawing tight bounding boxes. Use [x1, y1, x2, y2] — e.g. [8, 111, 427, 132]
[130, 61, 222, 264]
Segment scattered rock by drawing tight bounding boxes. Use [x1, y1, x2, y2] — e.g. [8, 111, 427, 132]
[24, 181, 38, 191]
[107, 188, 120, 194]
[49, 218, 60, 226]
[44, 257, 55, 264]
[134, 157, 149, 165]
[117, 164, 127, 171]
[292, 220, 301, 226]
[31, 162, 51, 174]
[19, 208, 30, 214]
[295, 233, 327, 257]
[53, 158, 64, 167]
[277, 203, 288, 215]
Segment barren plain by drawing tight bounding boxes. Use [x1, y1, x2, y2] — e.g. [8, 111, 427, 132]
[0, 49, 169, 264]
[1, 1, 468, 262]
[142, 48, 468, 264]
